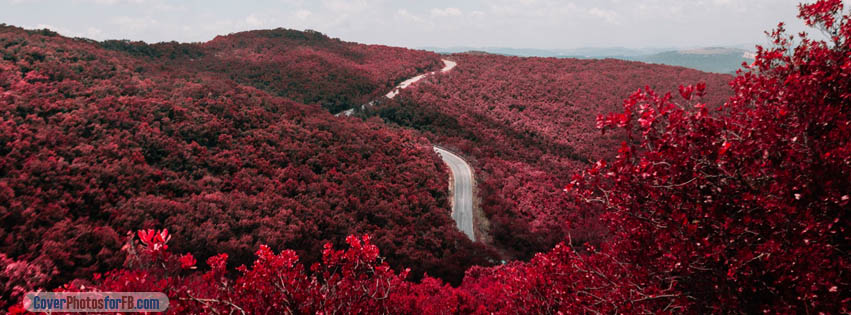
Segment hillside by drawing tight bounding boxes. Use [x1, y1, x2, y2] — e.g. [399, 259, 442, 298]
[99, 28, 443, 113]
[0, 25, 492, 306]
[368, 53, 734, 258]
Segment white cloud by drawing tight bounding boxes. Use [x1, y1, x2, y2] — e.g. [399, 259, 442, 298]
[588, 7, 619, 24]
[152, 3, 185, 12]
[322, 0, 368, 13]
[84, 26, 103, 38]
[74, 0, 146, 4]
[708, 0, 750, 13]
[245, 14, 264, 27]
[487, 1, 576, 19]
[25, 23, 103, 39]
[430, 7, 462, 17]
[395, 9, 424, 23]
[295, 9, 312, 20]
[33, 23, 70, 34]
[109, 16, 158, 30]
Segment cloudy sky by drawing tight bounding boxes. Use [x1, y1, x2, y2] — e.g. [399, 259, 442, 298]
[0, 0, 835, 49]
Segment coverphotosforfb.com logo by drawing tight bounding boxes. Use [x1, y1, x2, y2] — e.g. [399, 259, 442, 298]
[25, 292, 169, 313]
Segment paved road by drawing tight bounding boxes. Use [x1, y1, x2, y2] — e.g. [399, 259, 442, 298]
[433, 146, 475, 241]
[385, 59, 456, 98]
[333, 59, 474, 241]
[336, 59, 456, 117]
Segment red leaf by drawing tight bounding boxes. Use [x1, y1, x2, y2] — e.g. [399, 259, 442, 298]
[719, 141, 732, 155]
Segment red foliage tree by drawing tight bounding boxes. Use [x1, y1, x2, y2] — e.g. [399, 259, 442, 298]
[565, 1, 851, 311]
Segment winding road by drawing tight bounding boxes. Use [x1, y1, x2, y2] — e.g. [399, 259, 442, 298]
[336, 59, 457, 116]
[433, 146, 476, 241]
[337, 59, 475, 241]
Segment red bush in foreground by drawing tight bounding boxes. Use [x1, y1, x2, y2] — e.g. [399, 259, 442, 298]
[13, 228, 675, 313]
[34, 230, 415, 314]
[566, 1, 851, 311]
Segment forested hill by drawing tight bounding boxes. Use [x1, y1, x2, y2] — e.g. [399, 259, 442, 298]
[97, 28, 443, 113]
[0, 25, 491, 306]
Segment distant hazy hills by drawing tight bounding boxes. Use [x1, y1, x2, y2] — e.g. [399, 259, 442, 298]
[625, 48, 755, 74]
[422, 46, 756, 74]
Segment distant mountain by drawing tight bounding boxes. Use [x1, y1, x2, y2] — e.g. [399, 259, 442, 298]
[422, 46, 756, 74]
[420, 46, 669, 58]
[625, 47, 755, 74]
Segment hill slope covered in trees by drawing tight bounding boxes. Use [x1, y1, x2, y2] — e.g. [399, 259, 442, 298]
[0, 25, 493, 307]
[99, 29, 442, 113]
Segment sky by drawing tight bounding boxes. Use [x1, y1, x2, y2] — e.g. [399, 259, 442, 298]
[0, 0, 838, 50]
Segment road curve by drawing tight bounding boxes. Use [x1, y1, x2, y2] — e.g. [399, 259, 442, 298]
[333, 59, 474, 241]
[433, 146, 475, 241]
[336, 59, 456, 117]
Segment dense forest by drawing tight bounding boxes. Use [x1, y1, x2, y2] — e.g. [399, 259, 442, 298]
[99, 28, 443, 113]
[3, 0, 851, 313]
[369, 54, 733, 258]
[0, 24, 493, 308]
